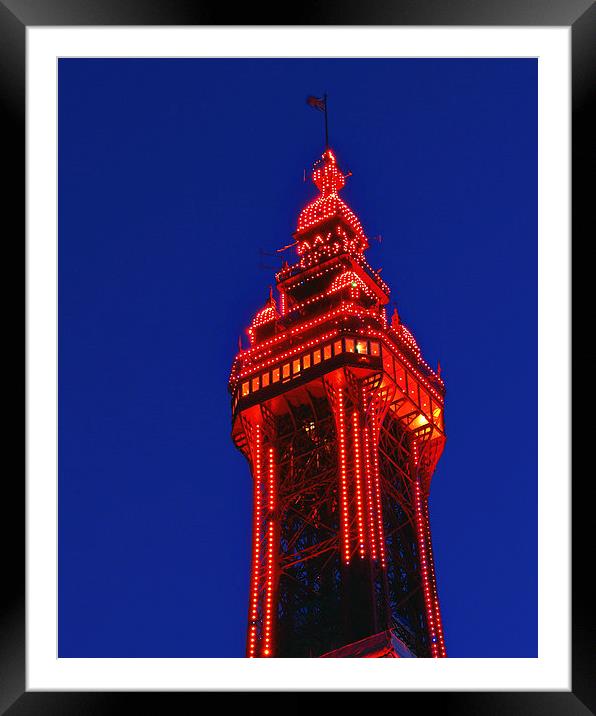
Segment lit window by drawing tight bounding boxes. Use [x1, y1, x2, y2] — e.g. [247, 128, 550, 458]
[303, 354, 311, 369]
[411, 413, 429, 430]
[262, 372, 270, 388]
[242, 382, 250, 396]
[293, 359, 301, 374]
[334, 340, 343, 355]
[272, 368, 280, 383]
[252, 377, 260, 392]
[345, 338, 355, 352]
[356, 340, 367, 354]
[282, 363, 290, 379]
[370, 341, 380, 356]
[305, 420, 316, 435]
[313, 349, 322, 364]
[323, 345, 332, 360]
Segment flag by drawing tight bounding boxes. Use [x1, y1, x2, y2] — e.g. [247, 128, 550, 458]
[306, 95, 326, 112]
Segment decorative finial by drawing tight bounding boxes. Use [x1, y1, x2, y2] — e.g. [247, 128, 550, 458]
[437, 360, 442, 378]
[391, 307, 400, 328]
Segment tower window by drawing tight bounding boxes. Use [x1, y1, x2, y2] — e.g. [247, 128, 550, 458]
[303, 354, 311, 369]
[282, 363, 290, 379]
[356, 340, 367, 354]
[313, 349, 322, 364]
[370, 341, 380, 356]
[252, 377, 260, 392]
[242, 382, 250, 396]
[293, 359, 301, 374]
[323, 344, 332, 360]
[345, 338, 355, 352]
[334, 340, 343, 355]
[272, 368, 280, 383]
[262, 372, 270, 388]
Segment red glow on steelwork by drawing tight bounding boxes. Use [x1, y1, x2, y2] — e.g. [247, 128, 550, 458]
[337, 388, 351, 564]
[352, 410, 366, 558]
[231, 145, 447, 658]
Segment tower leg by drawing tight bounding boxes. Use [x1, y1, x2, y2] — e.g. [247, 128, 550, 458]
[246, 424, 264, 658]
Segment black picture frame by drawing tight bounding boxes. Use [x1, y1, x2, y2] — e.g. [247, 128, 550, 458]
[6, 0, 591, 711]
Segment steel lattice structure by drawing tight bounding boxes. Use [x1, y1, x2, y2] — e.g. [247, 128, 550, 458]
[229, 148, 447, 658]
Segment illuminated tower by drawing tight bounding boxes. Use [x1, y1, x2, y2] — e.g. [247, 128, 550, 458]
[229, 148, 447, 658]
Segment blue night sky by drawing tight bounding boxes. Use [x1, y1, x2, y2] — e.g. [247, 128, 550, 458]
[58, 58, 537, 658]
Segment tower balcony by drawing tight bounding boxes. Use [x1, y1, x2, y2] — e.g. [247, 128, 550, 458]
[231, 326, 445, 454]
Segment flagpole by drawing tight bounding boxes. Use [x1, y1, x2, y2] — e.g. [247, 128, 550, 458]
[324, 92, 329, 149]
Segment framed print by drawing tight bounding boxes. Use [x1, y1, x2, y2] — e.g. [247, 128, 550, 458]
[4, 0, 592, 711]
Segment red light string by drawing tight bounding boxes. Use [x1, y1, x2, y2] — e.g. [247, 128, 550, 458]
[247, 425, 263, 658]
[362, 423, 378, 562]
[422, 499, 447, 657]
[412, 441, 439, 657]
[361, 384, 379, 563]
[232, 322, 443, 403]
[370, 411, 387, 568]
[273, 269, 378, 321]
[277, 260, 342, 287]
[277, 248, 390, 298]
[337, 388, 351, 564]
[352, 410, 366, 559]
[263, 446, 276, 657]
[235, 302, 385, 366]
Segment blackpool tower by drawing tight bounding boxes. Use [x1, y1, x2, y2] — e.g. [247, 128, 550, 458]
[229, 145, 447, 658]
